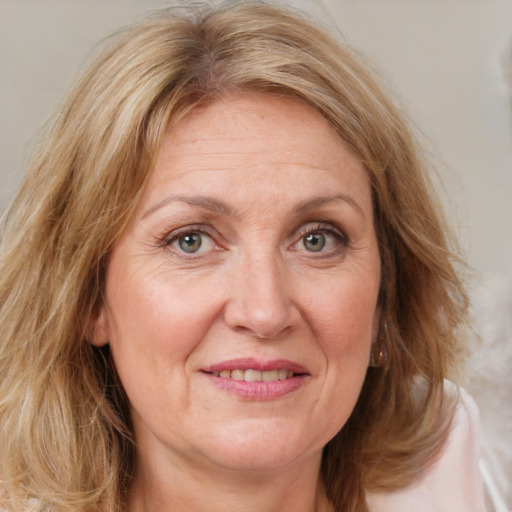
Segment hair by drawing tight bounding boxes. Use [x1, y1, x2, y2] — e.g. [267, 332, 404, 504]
[0, 2, 469, 511]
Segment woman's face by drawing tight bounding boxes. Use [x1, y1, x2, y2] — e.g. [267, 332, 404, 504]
[93, 94, 381, 475]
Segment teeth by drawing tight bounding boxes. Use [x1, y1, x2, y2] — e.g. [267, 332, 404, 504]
[262, 370, 278, 382]
[211, 369, 297, 382]
[278, 369, 288, 380]
[244, 369, 262, 382]
[231, 369, 245, 380]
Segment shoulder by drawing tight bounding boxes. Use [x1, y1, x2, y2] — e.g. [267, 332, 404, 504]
[366, 386, 487, 512]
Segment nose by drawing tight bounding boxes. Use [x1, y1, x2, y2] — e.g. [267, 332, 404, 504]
[223, 252, 298, 340]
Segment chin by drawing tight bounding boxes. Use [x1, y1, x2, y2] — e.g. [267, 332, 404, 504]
[196, 419, 326, 473]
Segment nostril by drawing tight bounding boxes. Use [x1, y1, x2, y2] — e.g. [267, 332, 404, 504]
[225, 305, 295, 340]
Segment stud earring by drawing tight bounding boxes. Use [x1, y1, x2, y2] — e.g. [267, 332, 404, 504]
[369, 342, 388, 367]
[369, 322, 389, 368]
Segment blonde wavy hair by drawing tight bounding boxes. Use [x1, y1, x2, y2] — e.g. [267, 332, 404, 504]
[0, 2, 468, 511]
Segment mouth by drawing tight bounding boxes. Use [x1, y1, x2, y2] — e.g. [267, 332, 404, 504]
[201, 359, 309, 399]
[209, 369, 296, 382]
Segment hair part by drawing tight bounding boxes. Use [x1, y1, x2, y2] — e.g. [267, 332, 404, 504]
[0, 2, 469, 511]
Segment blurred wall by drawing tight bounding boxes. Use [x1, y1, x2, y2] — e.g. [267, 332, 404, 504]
[1, 0, 511, 279]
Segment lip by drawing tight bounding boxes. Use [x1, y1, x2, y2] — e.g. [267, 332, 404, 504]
[201, 358, 310, 400]
[202, 358, 309, 374]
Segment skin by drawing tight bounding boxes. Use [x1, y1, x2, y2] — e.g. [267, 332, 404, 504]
[92, 93, 381, 512]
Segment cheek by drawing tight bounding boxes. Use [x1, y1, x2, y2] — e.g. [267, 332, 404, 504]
[104, 268, 217, 395]
[309, 277, 379, 353]
[305, 275, 378, 431]
[107, 262, 214, 344]
[104, 279, 222, 434]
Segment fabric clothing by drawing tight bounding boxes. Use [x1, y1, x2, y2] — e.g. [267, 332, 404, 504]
[366, 388, 487, 512]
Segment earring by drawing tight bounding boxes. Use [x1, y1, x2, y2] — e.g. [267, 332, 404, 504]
[369, 322, 389, 368]
[369, 342, 388, 367]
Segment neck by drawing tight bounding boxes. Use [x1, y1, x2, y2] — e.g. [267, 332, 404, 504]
[127, 451, 333, 512]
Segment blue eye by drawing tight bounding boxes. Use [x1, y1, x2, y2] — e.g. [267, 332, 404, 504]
[303, 232, 326, 252]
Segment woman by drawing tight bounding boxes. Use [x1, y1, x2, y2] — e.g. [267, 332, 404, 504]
[0, 2, 486, 511]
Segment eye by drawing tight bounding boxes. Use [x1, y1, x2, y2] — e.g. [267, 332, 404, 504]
[165, 229, 217, 255]
[303, 232, 326, 252]
[293, 223, 348, 256]
[177, 233, 202, 253]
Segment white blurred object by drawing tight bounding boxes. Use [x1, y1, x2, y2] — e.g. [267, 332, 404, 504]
[466, 274, 512, 512]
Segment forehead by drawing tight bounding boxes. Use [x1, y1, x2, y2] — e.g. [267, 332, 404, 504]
[151, 93, 367, 190]
[159, 93, 354, 165]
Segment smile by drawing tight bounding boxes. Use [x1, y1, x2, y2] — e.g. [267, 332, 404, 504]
[210, 369, 295, 382]
[202, 359, 309, 399]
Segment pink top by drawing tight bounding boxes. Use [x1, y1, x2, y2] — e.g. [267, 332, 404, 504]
[366, 388, 487, 512]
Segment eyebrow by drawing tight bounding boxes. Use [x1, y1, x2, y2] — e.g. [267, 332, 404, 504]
[293, 194, 365, 218]
[142, 193, 364, 220]
[142, 195, 234, 219]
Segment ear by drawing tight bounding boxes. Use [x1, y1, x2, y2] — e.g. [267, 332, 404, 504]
[89, 303, 110, 347]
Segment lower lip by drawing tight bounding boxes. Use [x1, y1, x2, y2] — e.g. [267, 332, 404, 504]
[204, 373, 308, 400]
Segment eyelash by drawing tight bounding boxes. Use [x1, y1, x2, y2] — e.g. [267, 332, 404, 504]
[159, 222, 349, 258]
[160, 224, 218, 250]
[294, 223, 349, 254]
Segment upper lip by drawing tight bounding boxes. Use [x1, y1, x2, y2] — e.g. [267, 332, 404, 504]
[201, 358, 309, 375]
